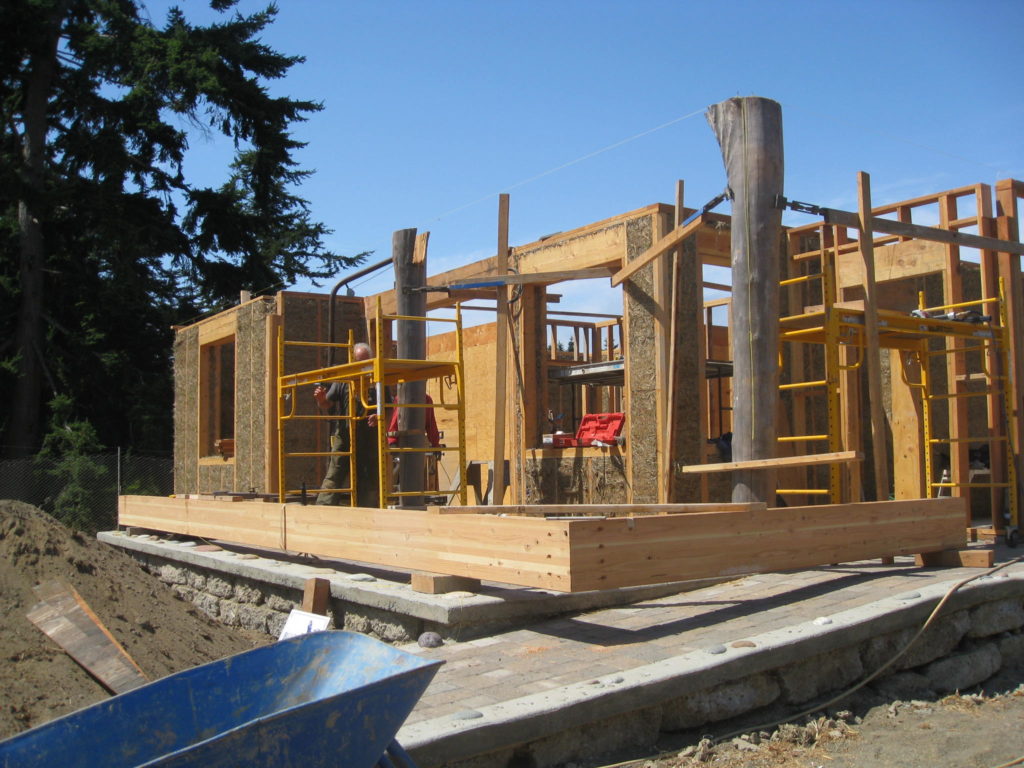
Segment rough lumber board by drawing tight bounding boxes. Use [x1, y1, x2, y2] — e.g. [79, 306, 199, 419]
[914, 549, 994, 568]
[611, 214, 705, 287]
[679, 450, 862, 474]
[27, 580, 148, 694]
[567, 498, 966, 591]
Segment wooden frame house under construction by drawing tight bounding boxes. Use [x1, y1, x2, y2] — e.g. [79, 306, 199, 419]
[121, 102, 1024, 593]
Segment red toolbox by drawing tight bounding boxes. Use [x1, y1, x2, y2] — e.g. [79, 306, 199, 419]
[574, 412, 625, 447]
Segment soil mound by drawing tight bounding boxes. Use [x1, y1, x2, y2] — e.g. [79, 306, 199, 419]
[0, 500, 269, 738]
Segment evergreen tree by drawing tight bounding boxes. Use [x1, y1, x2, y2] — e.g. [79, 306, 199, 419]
[0, 1, 361, 458]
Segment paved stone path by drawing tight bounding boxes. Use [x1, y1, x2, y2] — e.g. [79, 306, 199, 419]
[400, 547, 1024, 725]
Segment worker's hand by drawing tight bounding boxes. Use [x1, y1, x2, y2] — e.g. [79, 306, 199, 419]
[367, 413, 378, 427]
[313, 385, 329, 410]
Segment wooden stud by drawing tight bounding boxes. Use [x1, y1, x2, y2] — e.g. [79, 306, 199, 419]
[491, 195, 511, 505]
[301, 577, 331, 615]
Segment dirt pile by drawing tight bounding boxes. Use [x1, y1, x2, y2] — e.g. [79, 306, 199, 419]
[0, 500, 269, 738]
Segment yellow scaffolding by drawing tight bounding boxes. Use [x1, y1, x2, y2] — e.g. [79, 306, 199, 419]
[275, 301, 468, 507]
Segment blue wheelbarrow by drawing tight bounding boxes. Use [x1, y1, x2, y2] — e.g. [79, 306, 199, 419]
[0, 631, 441, 768]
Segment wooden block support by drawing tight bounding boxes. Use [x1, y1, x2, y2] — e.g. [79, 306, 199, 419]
[410, 572, 482, 595]
[914, 549, 995, 568]
[301, 577, 331, 615]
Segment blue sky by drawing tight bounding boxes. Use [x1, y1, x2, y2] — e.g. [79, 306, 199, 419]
[151, 0, 1024, 315]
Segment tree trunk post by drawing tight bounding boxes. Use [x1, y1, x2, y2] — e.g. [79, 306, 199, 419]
[393, 228, 427, 507]
[706, 97, 785, 504]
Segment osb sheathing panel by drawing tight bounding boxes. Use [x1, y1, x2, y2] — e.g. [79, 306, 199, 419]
[173, 327, 199, 494]
[622, 214, 658, 503]
[279, 292, 368, 494]
[426, 322, 498, 465]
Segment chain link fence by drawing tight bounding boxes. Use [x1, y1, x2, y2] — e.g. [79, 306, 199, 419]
[0, 451, 173, 533]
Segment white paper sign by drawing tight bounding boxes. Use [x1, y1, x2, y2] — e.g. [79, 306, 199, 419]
[278, 609, 330, 641]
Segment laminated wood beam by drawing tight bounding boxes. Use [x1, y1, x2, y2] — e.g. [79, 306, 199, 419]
[120, 495, 965, 593]
[428, 502, 767, 516]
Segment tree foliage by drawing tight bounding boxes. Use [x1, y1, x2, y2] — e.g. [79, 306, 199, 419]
[0, 0, 361, 458]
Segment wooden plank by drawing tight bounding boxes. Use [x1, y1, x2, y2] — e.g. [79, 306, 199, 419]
[492, 195, 510, 506]
[567, 497, 966, 591]
[891, 349, 925, 500]
[837, 239, 947, 288]
[448, 267, 614, 288]
[27, 580, 148, 694]
[680, 450, 862, 473]
[121, 495, 965, 593]
[914, 549, 994, 568]
[610, 214, 705, 287]
[858, 172, 891, 502]
[428, 502, 767, 516]
[821, 206, 1024, 255]
[301, 577, 331, 615]
[410, 573, 481, 594]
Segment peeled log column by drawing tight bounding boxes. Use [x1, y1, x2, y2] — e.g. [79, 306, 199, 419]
[706, 97, 784, 504]
[394, 228, 427, 507]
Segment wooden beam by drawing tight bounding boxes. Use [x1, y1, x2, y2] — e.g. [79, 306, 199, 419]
[491, 194, 510, 506]
[679, 450, 863, 474]
[820, 206, 1024, 255]
[448, 267, 614, 289]
[610, 214, 705, 287]
[858, 172, 891, 502]
[119, 495, 965, 593]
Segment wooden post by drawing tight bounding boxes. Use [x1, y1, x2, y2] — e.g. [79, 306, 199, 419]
[857, 171, 890, 501]
[706, 97, 784, 504]
[891, 349, 925, 499]
[995, 180, 1024, 518]
[394, 228, 427, 507]
[492, 194, 510, 505]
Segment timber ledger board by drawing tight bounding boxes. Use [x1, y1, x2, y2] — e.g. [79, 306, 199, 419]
[118, 496, 966, 593]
